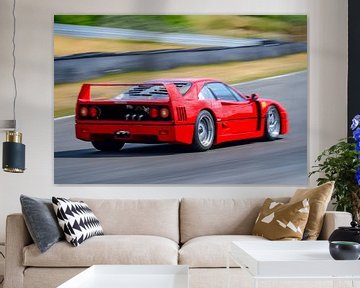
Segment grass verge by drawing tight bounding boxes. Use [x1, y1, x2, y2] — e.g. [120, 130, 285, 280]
[54, 53, 307, 118]
[54, 36, 190, 56]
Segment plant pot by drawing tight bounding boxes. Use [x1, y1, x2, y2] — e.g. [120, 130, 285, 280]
[329, 221, 360, 244]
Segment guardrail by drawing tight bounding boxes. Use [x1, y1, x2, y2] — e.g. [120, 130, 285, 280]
[54, 42, 307, 84]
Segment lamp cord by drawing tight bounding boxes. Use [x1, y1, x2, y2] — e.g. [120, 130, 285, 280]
[11, 0, 17, 130]
[0, 251, 4, 284]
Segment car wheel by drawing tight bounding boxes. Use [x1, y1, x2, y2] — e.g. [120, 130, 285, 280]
[192, 110, 215, 151]
[91, 140, 125, 152]
[265, 105, 281, 140]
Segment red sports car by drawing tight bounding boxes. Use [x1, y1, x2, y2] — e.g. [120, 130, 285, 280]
[75, 78, 288, 152]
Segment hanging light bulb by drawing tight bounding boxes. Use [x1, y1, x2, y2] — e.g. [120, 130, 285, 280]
[1, 0, 26, 173]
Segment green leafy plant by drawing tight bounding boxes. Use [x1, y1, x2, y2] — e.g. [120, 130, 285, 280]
[309, 140, 360, 216]
[310, 115, 360, 222]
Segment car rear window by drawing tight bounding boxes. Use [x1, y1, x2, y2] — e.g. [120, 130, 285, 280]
[114, 85, 169, 100]
[114, 82, 191, 100]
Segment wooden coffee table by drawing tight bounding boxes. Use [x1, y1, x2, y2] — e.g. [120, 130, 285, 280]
[228, 241, 360, 287]
[58, 265, 188, 288]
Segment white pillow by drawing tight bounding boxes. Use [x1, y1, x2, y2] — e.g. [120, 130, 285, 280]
[52, 197, 103, 247]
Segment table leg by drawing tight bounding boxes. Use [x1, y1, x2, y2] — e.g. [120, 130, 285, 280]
[252, 278, 258, 288]
[226, 251, 230, 288]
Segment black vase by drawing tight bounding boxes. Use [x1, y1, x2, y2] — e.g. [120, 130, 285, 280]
[328, 221, 360, 244]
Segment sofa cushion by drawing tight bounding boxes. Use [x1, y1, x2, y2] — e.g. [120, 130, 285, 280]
[20, 195, 64, 253]
[179, 235, 267, 268]
[23, 235, 178, 267]
[252, 198, 310, 240]
[52, 197, 104, 247]
[72, 198, 179, 243]
[290, 181, 334, 240]
[180, 198, 289, 243]
[24, 268, 86, 288]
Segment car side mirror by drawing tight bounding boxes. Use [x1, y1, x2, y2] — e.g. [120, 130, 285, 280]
[251, 93, 259, 101]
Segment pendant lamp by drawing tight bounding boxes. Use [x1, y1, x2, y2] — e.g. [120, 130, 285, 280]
[1, 0, 25, 173]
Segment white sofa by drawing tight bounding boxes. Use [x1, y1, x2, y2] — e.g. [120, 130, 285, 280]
[4, 198, 352, 288]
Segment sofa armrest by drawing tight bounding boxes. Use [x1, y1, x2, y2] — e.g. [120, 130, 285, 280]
[4, 214, 32, 288]
[318, 211, 352, 240]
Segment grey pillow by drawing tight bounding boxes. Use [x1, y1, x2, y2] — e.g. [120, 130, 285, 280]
[20, 195, 64, 253]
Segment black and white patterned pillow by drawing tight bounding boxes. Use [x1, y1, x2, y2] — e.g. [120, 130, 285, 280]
[52, 197, 104, 247]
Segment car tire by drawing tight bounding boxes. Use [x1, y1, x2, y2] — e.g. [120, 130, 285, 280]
[192, 110, 215, 152]
[265, 105, 281, 140]
[91, 140, 125, 152]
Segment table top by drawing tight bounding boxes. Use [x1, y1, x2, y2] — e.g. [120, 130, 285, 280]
[231, 240, 360, 278]
[58, 265, 189, 288]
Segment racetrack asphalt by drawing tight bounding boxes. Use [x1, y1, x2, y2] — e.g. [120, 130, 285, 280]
[54, 71, 307, 184]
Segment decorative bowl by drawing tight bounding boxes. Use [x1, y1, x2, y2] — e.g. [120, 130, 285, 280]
[329, 241, 360, 260]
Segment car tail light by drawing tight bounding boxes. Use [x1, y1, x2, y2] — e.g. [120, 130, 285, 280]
[79, 106, 89, 118]
[89, 107, 99, 118]
[160, 108, 170, 119]
[149, 108, 159, 119]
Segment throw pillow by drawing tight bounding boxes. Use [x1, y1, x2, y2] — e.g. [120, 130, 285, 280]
[252, 198, 310, 240]
[289, 181, 334, 240]
[52, 197, 104, 247]
[20, 195, 64, 253]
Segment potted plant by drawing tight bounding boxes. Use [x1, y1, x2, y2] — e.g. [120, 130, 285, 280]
[309, 115, 360, 222]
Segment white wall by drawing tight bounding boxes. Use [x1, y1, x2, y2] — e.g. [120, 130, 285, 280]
[0, 0, 348, 242]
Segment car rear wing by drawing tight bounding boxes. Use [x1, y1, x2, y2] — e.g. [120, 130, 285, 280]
[77, 83, 184, 102]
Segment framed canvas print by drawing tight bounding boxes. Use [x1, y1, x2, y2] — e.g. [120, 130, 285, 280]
[54, 15, 307, 184]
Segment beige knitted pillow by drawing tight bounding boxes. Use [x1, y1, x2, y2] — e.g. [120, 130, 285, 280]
[252, 198, 310, 240]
